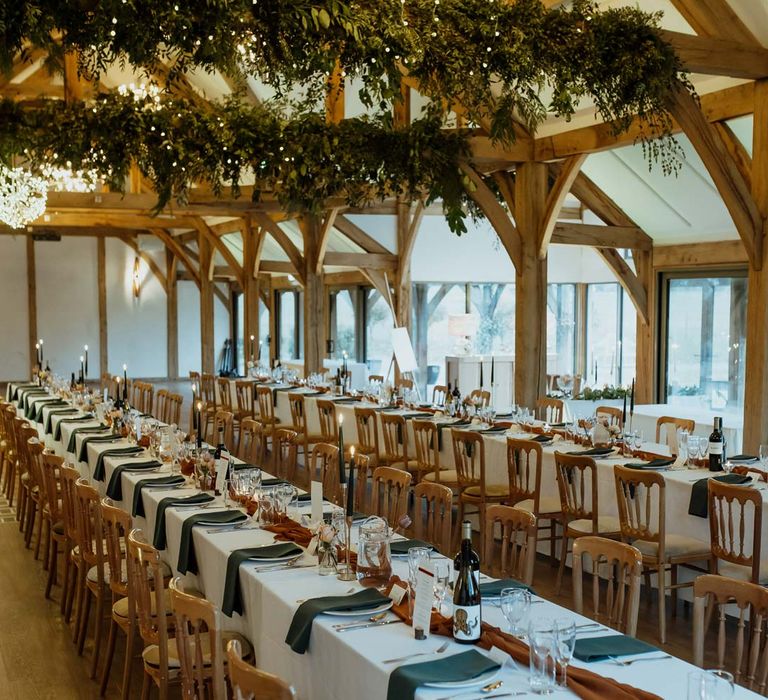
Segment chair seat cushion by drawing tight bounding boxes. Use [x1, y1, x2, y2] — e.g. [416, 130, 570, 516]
[567, 516, 621, 535]
[142, 631, 253, 669]
[389, 459, 420, 471]
[515, 496, 561, 516]
[52, 520, 65, 536]
[718, 559, 768, 584]
[463, 484, 510, 499]
[88, 559, 171, 585]
[423, 470, 459, 485]
[634, 534, 710, 560]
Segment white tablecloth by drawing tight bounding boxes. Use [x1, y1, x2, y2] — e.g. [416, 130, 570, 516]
[9, 383, 761, 700]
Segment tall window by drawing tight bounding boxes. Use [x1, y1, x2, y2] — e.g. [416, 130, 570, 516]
[470, 284, 515, 353]
[585, 283, 636, 386]
[330, 289, 358, 360]
[546, 284, 576, 375]
[277, 290, 302, 360]
[422, 284, 467, 386]
[365, 289, 393, 376]
[662, 273, 746, 412]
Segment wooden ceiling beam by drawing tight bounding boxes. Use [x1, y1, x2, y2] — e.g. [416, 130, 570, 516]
[253, 213, 305, 285]
[259, 260, 296, 274]
[28, 211, 198, 230]
[149, 228, 201, 288]
[660, 30, 768, 79]
[551, 223, 652, 251]
[669, 0, 761, 45]
[597, 248, 649, 325]
[193, 217, 244, 286]
[314, 208, 340, 274]
[538, 154, 586, 258]
[324, 252, 398, 270]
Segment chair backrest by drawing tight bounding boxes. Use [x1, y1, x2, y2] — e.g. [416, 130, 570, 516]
[732, 465, 768, 482]
[155, 389, 169, 422]
[316, 400, 338, 441]
[169, 577, 226, 700]
[59, 465, 81, 542]
[368, 375, 384, 384]
[26, 436, 46, 501]
[413, 481, 453, 553]
[100, 497, 131, 598]
[370, 467, 411, 528]
[353, 407, 380, 456]
[655, 416, 695, 451]
[141, 383, 154, 415]
[239, 419, 266, 465]
[227, 639, 296, 700]
[200, 373, 217, 407]
[255, 386, 275, 423]
[166, 393, 183, 426]
[380, 413, 408, 463]
[217, 377, 233, 413]
[708, 479, 763, 583]
[596, 405, 623, 427]
[235, 380, 256, 420]
[451, 430, 485, 490]
[75, 479, 105, 581]
[41, 451, 64, 524]
[613, 465, 665, 552]
[130, 380, 142, 410]
[412, 419, 440, 479]
[431, 385, 448, 406]
[352, 453, 373, 513]
[16, 422, 37, 480]
[212, 410, 235, 448]
[310, 443, 341, 505]
[468, 389, 491, 408]
[483, 504, 537, 586]
[554, 452, 598, 528]
[572, 536, 642, 635]
[287, 393, 307, 435]
[535, 397, 564, 423]
[693, 574, 768, 692]
[399, 378, 414, 391]
[274, 429, 299, 482]
[506, 438, 543, 509]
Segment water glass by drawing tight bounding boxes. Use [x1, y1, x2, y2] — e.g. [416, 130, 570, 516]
[432, 560, 451, 613]
[633, 429, 644, 451]
[500, 588, 531, 637]
[407, 546, 431, 612]
[553, 618, 576, 687]
[687, 670, 734, 699]
[528, 618, 557, 694]
[760, 444, 768, 468]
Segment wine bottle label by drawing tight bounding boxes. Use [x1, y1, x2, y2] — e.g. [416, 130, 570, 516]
[453, 604, 481, 641]
[709, 442, 723, 455]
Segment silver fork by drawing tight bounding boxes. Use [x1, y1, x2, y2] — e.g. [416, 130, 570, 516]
[609, 655, 672, 666]
[382, 640, 451, 665]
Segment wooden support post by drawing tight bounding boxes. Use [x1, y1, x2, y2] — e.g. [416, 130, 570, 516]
[514, 163, 549, 409]
[26, 236, 37, 374]
[300, 216, 328, 376]
[743, 79, 768, 452]
[199, 229, 215, 374]
[242, 218, 263, 365]
[166, 251, 178, 379]
[633, 249, 655, 404]
[267, 276, 278, 367]
[97, 237, 108, 377]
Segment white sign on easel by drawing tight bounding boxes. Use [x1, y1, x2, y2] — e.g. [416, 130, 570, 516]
[391, 327, 418, 373]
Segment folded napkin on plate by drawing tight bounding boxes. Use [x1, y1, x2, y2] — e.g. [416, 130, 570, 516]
[54, 416, 95, 441]
[302, 391, 327, 397]
[400, 412, 434, 419]
[479, 425, 508, 434]
[296, 493, 329, 503]
[232, 462, 259, 471]
[93, 446, 143, 481]
[390, 539, 436, 555]
[386, 649, 500, 700]
[573, 634, 658, 662]
[567, 447, 614, 457]
[11, 384, 39, 401]
[624, 458, 675, 470]
[261, 478, 289, 487]
[131, 475, 187, 517]
[222, 543, 304, 616]
[688, 473, 751, 518]
[78, 433, 123, 462]
[177, 510, 248, 575]
[478, 578, 535, 597]
[532, 434, 554, 443]
[67, 426, 110, 454]
[105, 461, 162, 500]
[729, 454, 758, 463]
[35, 400, 67, 422]
[44, 408, 79, 433]
[152, 493, 216, 549]
[25, 397, 60, 420]
[285, 588, 388, 654]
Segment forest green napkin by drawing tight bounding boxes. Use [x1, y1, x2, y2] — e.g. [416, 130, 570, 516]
[688, 474, 751, 518]
[177, 510, 248, 575]
[105, 461, 162, 500]
[131, 476, 187, 517]
[45, 408, 79, 433]
[93, 446, 143, 481]
[478, 578, 534, 597]
[152, 493, 215, 549]
[573, 634, 658, 662]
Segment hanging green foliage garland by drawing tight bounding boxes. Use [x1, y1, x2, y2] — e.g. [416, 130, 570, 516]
[0, 0, 692, 226]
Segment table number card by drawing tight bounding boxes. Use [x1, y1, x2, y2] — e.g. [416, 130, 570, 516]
[214, 449, 231, 493]
[311, 481, 323, 524]
[412, 565, 434, 639]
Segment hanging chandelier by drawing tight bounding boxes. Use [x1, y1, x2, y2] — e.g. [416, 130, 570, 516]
[42, 163, 99, 193]
[0, 165, 47, 229]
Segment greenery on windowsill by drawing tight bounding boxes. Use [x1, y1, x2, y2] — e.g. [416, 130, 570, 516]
[575, 385, 631, 400]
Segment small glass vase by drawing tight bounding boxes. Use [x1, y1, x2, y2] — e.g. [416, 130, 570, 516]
[317, 541, 338, 576]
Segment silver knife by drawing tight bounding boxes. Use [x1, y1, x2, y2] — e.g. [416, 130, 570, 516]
[437, 693, 523, 700]
[336, 619, 404, 633]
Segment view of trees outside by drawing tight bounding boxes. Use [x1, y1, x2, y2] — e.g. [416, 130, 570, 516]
[546, 284, 576, 376]
[332, 289, 356, 359]
[470, 284, 515, 354]
[365, 290, 393, 377]
[585, 283, 636, 388]
[279, 290, 298, 360]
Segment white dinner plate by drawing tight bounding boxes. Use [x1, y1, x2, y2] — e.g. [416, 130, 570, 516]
[196, 518, 247, 527]
[424, 668, 498, 689]
[324, 600, 393, 617]
[249, 553, 302, 564]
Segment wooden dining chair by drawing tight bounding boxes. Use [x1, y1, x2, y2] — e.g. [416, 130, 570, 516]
[483, 504, 537, 587]
[413, 481, 453, 554]
[452, 430, 509, 553]
[655, 416, 695, 453]
[59, 464, 82, 622]
[399, 378, 414, 391]
[256, 386, 281, 463]
[15, 420, 37, 541]
[506, 437, 562, 562]
[234, 380, 256, 422]
[368, 375, 384, 384]
[431, 385, 448, 406]
[316, 399, 339, 442]
[40, 451, 67, 599]
[142, 383, 155, 416]
[210, 410, 235, 452]
[370, 466, 412, 529]
[352, 406, 380, 465]
[596, 405, 623, 428]
[732, 465, 768, 481]
[169, 577, 252, 700]
[553, 451, 621, 594]
[217, 377, 233, 413]
[238, 419, 267, 467]
[200, 373, 218, 437]
[693, 574, 768, 692]
[274, 428, 299, 483]
[166, 393, 183, 427]
[413, 419, 458, 489]
[25, 435, 47, 560]
[155, 389, 169, 422]
[380, 413, 423, 481]
[535, 397, 564, 423]
[227, 639, 296, 699]
[310, 443, 342, 506]
[0, 404, 17, 504]
[287, 393, 324, 466]
[572, 536, 643, 636]
[353, 453, 374, 514]
[613, 465, 710, 643]
[708, 479, 765, 583]
[468, 389, 491, 408]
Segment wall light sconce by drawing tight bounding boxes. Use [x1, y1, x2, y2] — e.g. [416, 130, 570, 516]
[132, 256, 141, 298]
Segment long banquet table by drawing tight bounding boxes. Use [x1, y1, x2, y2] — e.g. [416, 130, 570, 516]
[9, 383, 761, 700]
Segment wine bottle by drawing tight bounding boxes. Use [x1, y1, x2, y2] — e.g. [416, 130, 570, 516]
[708, 417, 725, 472]
[452, 382, 461, 402]
[453, 521, 480, 572]
[213, 426, 226, 461]
[453, 521, 481, 644]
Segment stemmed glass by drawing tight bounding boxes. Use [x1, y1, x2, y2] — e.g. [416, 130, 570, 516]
[432, 560, 451, 614]
[687, 670, 734, 699]
[760, 444, 768, 468]
[407, 546, 431, 614]
[553, 618, 576, 688]
[500, 588, 531, 638]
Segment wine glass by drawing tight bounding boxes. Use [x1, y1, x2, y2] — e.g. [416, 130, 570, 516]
[760, 444, 768, 468]
[407, 546, 431, 613]
[500, 588, 531, 638]
[553, 618, 576, 688]
[432, 560, 451, 613]
[687, 670, 734, 699]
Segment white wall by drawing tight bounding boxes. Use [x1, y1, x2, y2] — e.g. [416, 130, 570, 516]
[214, 283, 230, 371]
[177, 280, 201, 378]
[105, 238, 168, 377]
[35, 237, 100, 379]
[0, 236, 29, 380]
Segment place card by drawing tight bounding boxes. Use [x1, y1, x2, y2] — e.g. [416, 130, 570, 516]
[311, 481, 323, 524]
[215, 449, 231, 493]
[412, 564, 434, 639]
[388, 582, 408, 605]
